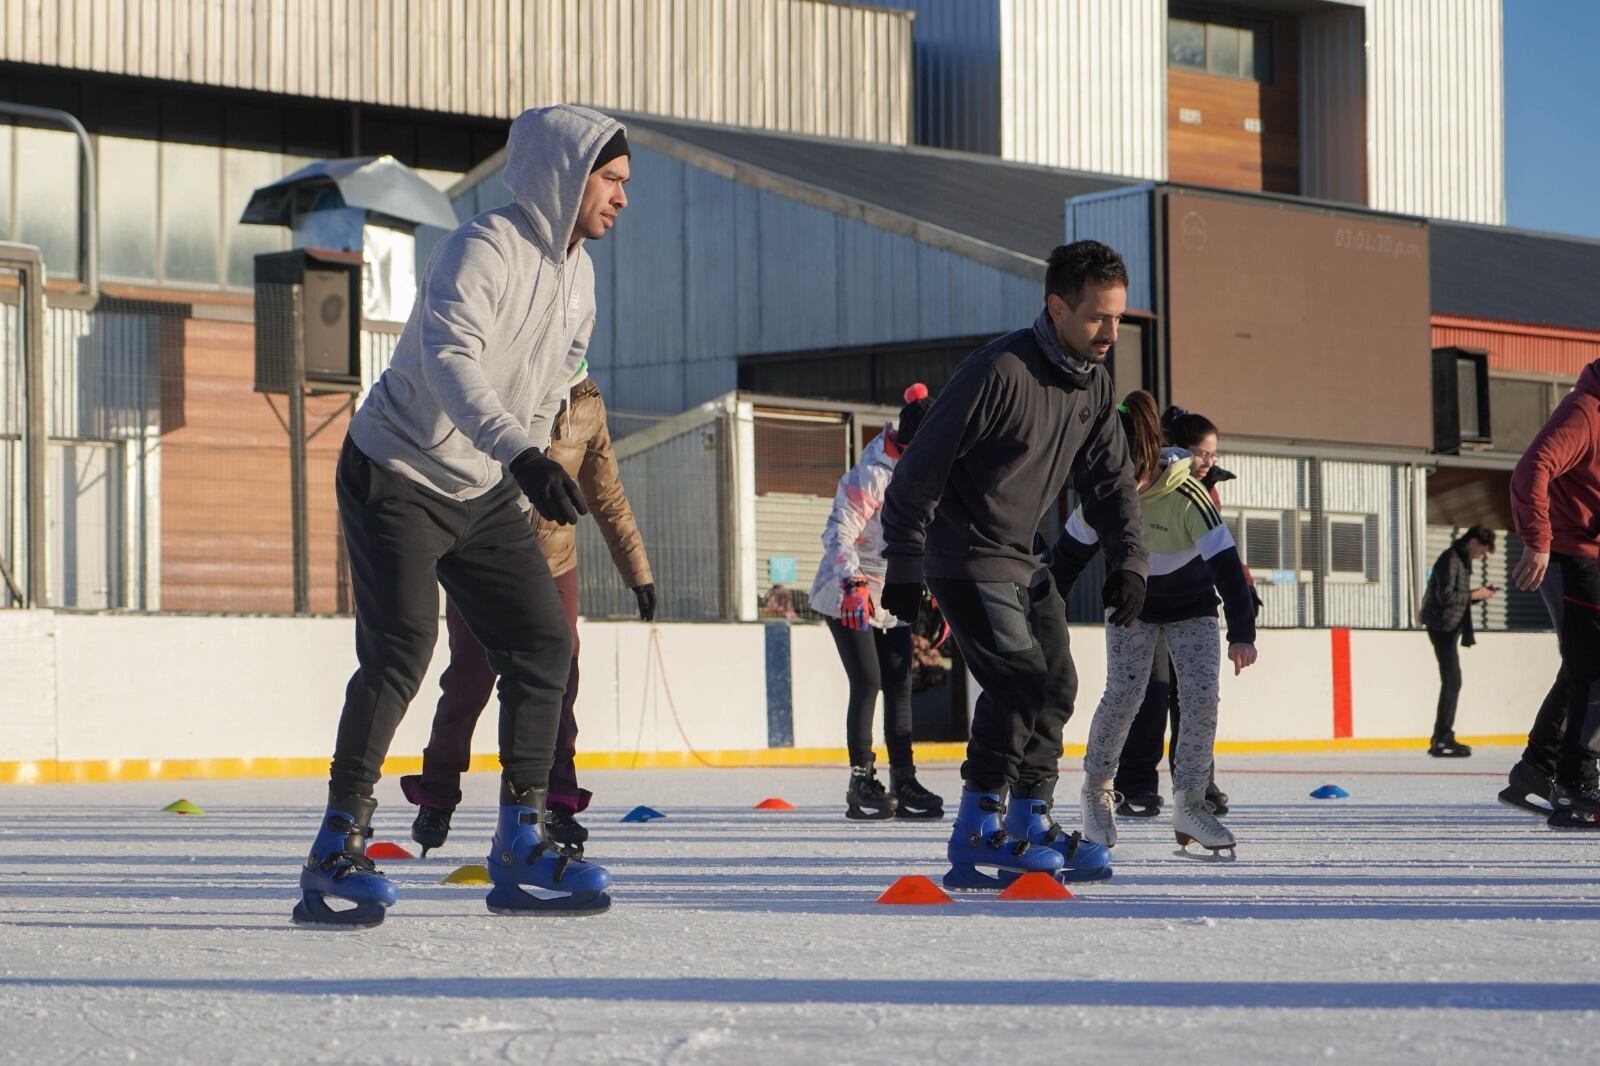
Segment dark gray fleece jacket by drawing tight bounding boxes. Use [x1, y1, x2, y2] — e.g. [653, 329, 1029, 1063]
[880, 309, 1148, 587]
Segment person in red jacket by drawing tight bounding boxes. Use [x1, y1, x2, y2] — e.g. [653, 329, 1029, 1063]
[1510, 358, 1600, 829]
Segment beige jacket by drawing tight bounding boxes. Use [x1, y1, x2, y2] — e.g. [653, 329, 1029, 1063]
[536, 378, 652, 585]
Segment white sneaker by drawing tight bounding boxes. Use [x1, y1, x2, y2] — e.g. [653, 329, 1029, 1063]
[1080, 775, 1119, 849]
[1173, 788, 1236, 853]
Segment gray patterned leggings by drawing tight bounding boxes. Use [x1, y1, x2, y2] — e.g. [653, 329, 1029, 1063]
[1084, 615, 1221, 793]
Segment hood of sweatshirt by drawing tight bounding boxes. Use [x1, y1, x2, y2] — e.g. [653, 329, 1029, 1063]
[503, 105, 625, 262]
[1142, 452, 1200, 504]
[1579, 359, 1600, 400]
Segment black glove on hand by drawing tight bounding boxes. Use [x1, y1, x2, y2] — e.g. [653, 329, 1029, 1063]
[509, 448, 588, 525]
[1102, 570, 1146, 628]
[633, 583, 657, 622]
[879, 581, 924, 623]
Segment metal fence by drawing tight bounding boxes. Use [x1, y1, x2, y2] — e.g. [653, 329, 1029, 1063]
[1, 276, 369, 612]
[0, 277, 1551, 633]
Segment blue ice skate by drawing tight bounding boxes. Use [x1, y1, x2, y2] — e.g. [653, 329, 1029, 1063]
[486, 787, 612, 916]
[943, 788, 1065, 891]
[292, 798, 398, 928]
[1003, 797, 1113, 883]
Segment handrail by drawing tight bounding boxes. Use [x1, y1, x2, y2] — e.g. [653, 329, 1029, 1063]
[0, 102, 97, 299]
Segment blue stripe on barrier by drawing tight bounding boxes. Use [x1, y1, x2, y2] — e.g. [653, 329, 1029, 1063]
[764, 622, 794, 748]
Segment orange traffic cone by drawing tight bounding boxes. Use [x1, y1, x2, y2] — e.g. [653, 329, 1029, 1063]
[875, 875, 953, 905]
[754, 797, 796, 811]
[366, 841, 415, 860]
[996, 872, 1074, 901]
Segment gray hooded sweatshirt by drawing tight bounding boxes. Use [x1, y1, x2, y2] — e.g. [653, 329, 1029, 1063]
[349, 105, 624, 502]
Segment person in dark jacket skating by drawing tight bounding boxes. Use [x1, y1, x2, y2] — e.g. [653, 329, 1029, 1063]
[1418, 527, 1499, 757]
[879, 240, 1148, 889]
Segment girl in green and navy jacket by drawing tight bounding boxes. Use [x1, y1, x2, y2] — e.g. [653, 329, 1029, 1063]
[1052, 391, 1258, 855]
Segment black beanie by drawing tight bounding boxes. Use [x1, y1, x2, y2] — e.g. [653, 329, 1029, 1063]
[591, 129, 630, 172]
[897, 383, 932, 447]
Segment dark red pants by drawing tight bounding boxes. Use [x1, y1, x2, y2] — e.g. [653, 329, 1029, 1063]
[418, 568, 589, 811]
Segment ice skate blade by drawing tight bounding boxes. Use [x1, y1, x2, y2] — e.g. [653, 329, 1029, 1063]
[1116, 805, 1161, 820]
[942, 864, 1074, 892]
[1498, 788, 1554, 816]
[1546, 809, 1600, 831]
[1173, 837, 1237, 861]
[291, 892, 389, 929]
[845, 804, 897, 821]
[486, 883, 612, 915]
[1059, 864, 1113, 883]
[892, 806, 945, 821]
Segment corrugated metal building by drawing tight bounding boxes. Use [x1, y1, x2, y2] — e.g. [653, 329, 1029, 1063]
[1, 0, 914, 144]
[876, 0, 1505, 224]
[450, 114, 1132, 415]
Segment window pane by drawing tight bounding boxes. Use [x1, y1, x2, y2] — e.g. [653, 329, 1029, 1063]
[1169, 19, 1206, 69]
[1489, 376, 1551, 455]
[98, 136, 159, 281]
[16, 126, 80, 278]
[0, 125, 10, 241]
[224, 148, 290, 288]
[1240, 27, 1258, 79]
[1456, 357, 1482, 437]
[1248, 25, 1272, 81]
[1208, 25, 1241, 77]
[1244, 516, 1281, 569]
[1330, 520, 1366, 574]
[162, 142, 221, 284]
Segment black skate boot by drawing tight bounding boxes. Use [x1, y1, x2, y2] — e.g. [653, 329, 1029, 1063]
[1205, 781, 1230, 817]
[889, 766, 945, 820]
[1548, 781, 1600, 829]
[545, 802, 590, 856]
[400, 775, 454, 857]
[1115, 792, 1163, 819]
[1428, 735, 1472, 758]
[1498, 761, 1555, 816]
[845, 756, 897, 820]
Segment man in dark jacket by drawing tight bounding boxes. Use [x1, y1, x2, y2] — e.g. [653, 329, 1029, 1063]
[879, 240, 1148, 888]
[1418, 527, 1499, 757]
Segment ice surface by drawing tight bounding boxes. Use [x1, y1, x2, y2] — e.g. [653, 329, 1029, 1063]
[2, 750, 1598, 1065]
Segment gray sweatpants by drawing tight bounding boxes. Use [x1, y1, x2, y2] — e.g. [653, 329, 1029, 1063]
[1084, 615, 1222, 793]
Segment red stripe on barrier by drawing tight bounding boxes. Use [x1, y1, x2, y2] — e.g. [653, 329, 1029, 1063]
[1330, 628, 1353, 739]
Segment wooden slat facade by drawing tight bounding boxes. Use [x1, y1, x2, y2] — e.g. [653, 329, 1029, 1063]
[0, 0, 913, 143]
[1167, 17, 1300, 195]
[157, 317, 350, 613]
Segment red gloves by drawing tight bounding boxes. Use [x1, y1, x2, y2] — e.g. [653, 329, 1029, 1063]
[839, 578, 873, 630]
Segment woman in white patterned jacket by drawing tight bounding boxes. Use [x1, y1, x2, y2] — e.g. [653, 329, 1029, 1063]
[810, 384, 945, 821]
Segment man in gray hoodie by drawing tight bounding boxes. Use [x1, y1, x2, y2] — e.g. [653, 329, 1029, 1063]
[294, 105, 628, 926]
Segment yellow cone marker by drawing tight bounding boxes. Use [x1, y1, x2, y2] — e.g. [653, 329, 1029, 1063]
[441, 863, 491, 886]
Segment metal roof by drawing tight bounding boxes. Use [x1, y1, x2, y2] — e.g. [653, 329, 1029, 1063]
[1431, 221, 1600, 333]
[618, 113, 1132, 261]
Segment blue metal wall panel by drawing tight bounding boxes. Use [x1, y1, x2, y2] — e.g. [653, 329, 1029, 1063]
[455, 143, 1045, 414]
[1065, 185, 1155, 314]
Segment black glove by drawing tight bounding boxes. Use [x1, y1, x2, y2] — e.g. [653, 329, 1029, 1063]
[633, 583, 657, 622]
[509, 448, 588, 525]
[1102, 570, 1146, 628]
[879, 581, 924, 623]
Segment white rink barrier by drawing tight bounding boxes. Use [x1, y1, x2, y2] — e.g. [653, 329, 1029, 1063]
[0, 611, 1559, 784]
